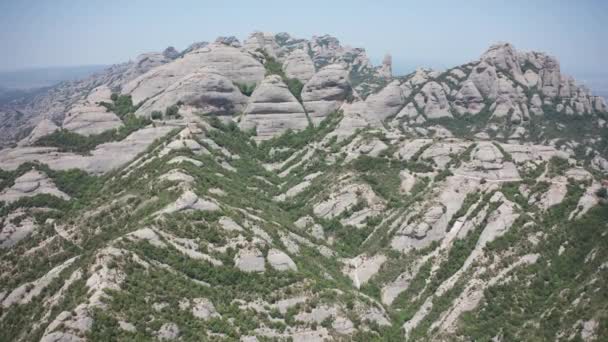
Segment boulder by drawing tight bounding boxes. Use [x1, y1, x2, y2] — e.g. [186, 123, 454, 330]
[240, 75, 308, 139]
[234, 248, 265, 272]
[267, 249, 297, 271]
[157, 323, 180, 340]
[191, 298, 220, 320]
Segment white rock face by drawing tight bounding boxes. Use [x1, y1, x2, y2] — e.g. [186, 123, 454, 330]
[342, 254, 387, 288]
[218, 216, 244, 232]
[155, 191, 220, 215]
[123, 43, 265, 105]
[2, 256, 78, 307]
[481, 43, 527, 85]
[0, 125, 175, 174]
[18, 119, 59, 146]
[234, 247, 265, 272]
[469, 62, 498, 99]
[454, 80, 484, 115]
[62, 85, 123, 136]
[240, 75, 309, 139]
[157, 322, 180, 340]
[283, 49, 316, 83]
[302, 64, 351, 124]
[189, 298, 220, 320]
[364, 80, 407, 121]
[0, 210, 36, 248]
[418, 81, 452, 119]
[244, 31, 280, 58]
[0, 170, 70, 203]
[313, 183, 383, 219]
[267, 248, 297, 271]
[135, 69, 248, 117]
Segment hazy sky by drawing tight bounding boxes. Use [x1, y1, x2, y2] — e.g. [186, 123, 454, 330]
[1, 0, 607, 76]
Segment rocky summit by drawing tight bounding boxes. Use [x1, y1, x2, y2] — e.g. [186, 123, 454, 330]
[1, 31, 607, 342]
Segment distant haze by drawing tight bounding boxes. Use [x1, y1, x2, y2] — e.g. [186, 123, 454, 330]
[0, 65, 108, 89]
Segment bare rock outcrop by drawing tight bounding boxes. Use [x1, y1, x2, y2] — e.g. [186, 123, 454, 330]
[240, 75, 308, 139]
[283, 49, 316, 83]
[62, 85, 122, 136]
[123, 43, 265, 105]
[135, 68, 248, 117]
[0, 170, 70, 203]
[302, 64, 351, 124]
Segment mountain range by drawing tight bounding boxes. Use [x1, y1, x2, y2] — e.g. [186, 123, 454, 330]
[0, 31, 607, 341]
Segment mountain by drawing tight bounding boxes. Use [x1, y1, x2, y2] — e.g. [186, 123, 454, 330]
[0, 32, 607, 342]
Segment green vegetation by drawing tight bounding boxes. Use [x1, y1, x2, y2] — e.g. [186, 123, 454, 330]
[35, 114, 151, 154]
[547, 155, 570, 178]
[34, 93, 152, 153]
[100, 94, 138, 118]
[257, 48, 305, 102]
[235, 82, 256, 96]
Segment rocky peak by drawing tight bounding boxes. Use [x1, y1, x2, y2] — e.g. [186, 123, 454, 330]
[244, 31, 280, 58]
[181, 41, 209, 55]
[162, 46, 180, 60]
[215, 36, 241, 48]
[378, 53, 393, 78]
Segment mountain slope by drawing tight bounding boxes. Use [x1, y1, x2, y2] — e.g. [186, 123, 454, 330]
[0, 32, 607, 341]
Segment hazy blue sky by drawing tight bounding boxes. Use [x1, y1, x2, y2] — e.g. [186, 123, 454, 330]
[1, 0, 607, 76]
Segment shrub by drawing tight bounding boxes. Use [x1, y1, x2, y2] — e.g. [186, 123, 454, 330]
[235, 83, 256, 96]
[285, 78, 304, 102]
[35, 114, 151, 154]
[165, 105, 180, 118]
[596, 187, 607, 199]
[150, 111, 163, 120]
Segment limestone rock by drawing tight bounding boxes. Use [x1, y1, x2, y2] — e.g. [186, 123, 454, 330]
[162, 46, 180, 60]
[18, 119, 59, 146]
[123, 43, 265, 105]
[283, 49, 316, 83]
[364, 80, 406, 121]
[469, 62, 498, 99]
[62, 85, 123, 136]
[234, 247, 265, 273]
[0, 210, 37, 248]
[481, 43, 527, 85]
[240, 75, 308, 139]
[454, 80, 484, 115]
[135, 69, 248, 117]
[155, 191, 220, 215]
[378, 53, 392, 78]
[191, 298, 220, 320]
[0, 170, 70, 203]
[244, 31, 280, 58]
[215, 36, 241, 48]
[418, 81, 452, 119]
[267, 248, 297, 271]
[302, 64, 351, 123]
[157, 323, 180, 340]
